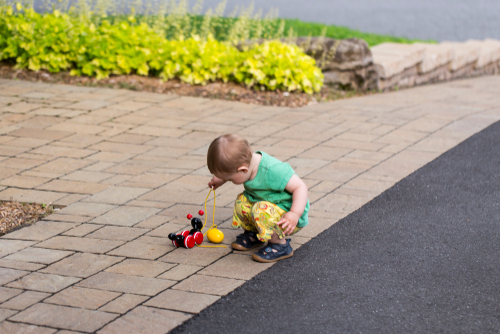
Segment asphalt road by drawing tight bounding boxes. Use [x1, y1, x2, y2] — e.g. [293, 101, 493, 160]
[202, 0, 500, 42]
[170, 121, 500, 334]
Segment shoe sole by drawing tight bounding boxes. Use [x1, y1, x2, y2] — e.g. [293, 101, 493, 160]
[252, 251, 294, 263]
[231, 243, 262, 251]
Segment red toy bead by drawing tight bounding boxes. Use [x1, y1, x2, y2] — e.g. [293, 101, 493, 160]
[198, 210, 204, 216]
[193, 231, 204, 245]
[184, 235, 195, 249]
[187, 214, 193, 219]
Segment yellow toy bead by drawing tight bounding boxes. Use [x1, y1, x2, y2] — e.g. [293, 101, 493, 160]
[207, 228, 224, 244]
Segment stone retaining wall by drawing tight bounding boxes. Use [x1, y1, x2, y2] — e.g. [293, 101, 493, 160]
[372, 39, 500, 91]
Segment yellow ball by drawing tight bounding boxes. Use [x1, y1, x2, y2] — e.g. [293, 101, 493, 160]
[207, 228, 224, 244]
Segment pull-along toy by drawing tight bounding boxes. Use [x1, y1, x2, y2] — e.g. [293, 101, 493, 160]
[168, 212, 204, 248]
[168, 189, 226, 249]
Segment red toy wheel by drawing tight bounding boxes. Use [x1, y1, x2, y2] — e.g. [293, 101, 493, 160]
[193, 231, 203, 245]
[181, 230, 190, 238]
[172, 240, 180, 247]
[184, 235, 195, 249]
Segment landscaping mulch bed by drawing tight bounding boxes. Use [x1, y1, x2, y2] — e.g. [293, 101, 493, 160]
[0, 63, 365, 108]
[0, 201, 54, 236]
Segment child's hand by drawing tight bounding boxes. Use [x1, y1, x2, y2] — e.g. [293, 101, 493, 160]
[277, 211, 299, 235]
[208, 176, 226, 190]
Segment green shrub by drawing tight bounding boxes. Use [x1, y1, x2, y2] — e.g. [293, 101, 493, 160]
[0, 5, 324, 94]
[0, 7, 75, 72]
[152, 36, 242, 85]
[70, 20, 164, 79]
[237, 41, 323, 94]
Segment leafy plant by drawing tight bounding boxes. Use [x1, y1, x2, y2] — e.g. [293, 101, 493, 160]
[0, 7, 75, 72]
[0, 4, 324, 93]
[237, 41, 323, 94]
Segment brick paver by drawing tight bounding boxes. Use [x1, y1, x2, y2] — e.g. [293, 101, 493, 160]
[44, 287, 120, 310]
[10, 303, 118, 332]
[2, 221, 76, 241]
[144, 289, 220, 314]
[4, 247, 73, 265]
[0, 259, 44, 272]
[0, 287, 23, 303]
[1, 76, 500, 332]
[98, 294, 149, 314]
[40, 253, 124, 278]
[77, 272, 176, 296]
[0, 291, 50, 311]
[6, 273, 80, 293]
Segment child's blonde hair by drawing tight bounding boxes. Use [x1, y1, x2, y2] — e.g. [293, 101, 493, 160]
[207, 134, 253, 174]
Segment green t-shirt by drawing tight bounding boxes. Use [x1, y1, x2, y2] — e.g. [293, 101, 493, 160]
[243, 151, 309, 228]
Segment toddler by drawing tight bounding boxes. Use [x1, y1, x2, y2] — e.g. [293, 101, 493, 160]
[207, 134, 309, 263]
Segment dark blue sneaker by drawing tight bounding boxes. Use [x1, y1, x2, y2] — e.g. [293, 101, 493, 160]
[231, 231, 264, 251]
[252, 239, 293, 263]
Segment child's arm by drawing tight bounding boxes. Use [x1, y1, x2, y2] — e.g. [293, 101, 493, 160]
[208, 176, 226, 190]
[277, 175, 308, 235]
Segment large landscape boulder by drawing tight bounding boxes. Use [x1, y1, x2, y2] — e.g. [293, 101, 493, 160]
[295, 37, 377, 90]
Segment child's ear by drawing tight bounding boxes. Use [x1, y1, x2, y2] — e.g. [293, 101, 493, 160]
[238, 166, 249, 173]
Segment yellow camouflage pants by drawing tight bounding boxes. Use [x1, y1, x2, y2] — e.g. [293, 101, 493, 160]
[232, 193, 301, 242]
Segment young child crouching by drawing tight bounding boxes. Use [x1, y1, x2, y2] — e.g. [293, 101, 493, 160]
[207, 134, 309, 263]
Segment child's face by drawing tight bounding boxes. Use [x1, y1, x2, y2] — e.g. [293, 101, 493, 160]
[215, 169, 249, 185]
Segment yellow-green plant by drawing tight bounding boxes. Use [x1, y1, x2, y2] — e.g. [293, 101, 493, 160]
[152, 36, 242, 84]
[0, 6, 75, 72]
[0, 2, 324, 93]
[238, 41, 323, 94]
[70, 20, 162, 78]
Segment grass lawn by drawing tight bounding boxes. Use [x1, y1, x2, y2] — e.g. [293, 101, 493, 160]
[283, 19, 436, 46]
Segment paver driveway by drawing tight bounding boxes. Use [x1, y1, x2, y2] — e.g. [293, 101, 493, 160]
[0, 76, 499, 333]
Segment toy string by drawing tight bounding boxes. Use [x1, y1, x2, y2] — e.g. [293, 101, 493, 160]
[196, 188, 227, 248]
